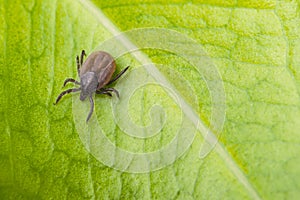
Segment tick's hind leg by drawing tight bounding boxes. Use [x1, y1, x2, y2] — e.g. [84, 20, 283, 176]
[80, 50, 86, 66]
[96, 88, 119, 98]
[107, 66, 129, 85]
[76, 56, 80, 76]
[96, 90, 112, 97]
[76, 50, 86, 76]
[54, 88, 81, 105]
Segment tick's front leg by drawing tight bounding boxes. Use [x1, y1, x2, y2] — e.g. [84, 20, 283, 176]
[86, 95, 94, 122]
[54, 88, 81, 105]
[63, 78, 80, 87]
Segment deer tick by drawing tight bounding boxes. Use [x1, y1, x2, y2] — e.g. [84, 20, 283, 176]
[54, 50, 129, 122]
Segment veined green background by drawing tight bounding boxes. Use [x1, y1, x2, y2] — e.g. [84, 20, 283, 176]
[1, 0, 300, 199]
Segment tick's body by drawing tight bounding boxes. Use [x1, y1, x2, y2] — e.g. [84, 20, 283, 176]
[54, 50, 129, 122]
[81, 51, 116, 89]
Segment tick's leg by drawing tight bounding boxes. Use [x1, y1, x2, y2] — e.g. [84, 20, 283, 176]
[77, 50, 86, 76]
[86, 95, 94, 122]
[80, 50, 86, 66]
[63, 78, 80, 87]
[96, 90, 112, 97]
[107, 66, 129, 85]
[54, 88, 81, 105]
[100, 88, 119, 98]
[76, 55, 80, 76]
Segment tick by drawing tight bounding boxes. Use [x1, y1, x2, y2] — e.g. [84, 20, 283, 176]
[54, 50, 129, 122]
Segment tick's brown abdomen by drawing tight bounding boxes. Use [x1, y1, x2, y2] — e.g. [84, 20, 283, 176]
[80, 51, 116, 89]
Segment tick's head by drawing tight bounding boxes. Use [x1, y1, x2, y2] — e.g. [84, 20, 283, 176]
[80, 72, 98, 101]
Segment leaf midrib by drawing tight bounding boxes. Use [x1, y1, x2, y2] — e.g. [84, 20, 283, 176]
[78, 0, 261, 199]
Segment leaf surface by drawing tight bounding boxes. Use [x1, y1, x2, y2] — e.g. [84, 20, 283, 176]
[1, 0, 300, 199]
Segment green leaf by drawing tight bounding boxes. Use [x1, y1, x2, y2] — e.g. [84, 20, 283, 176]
[1, 0, 300, 199]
